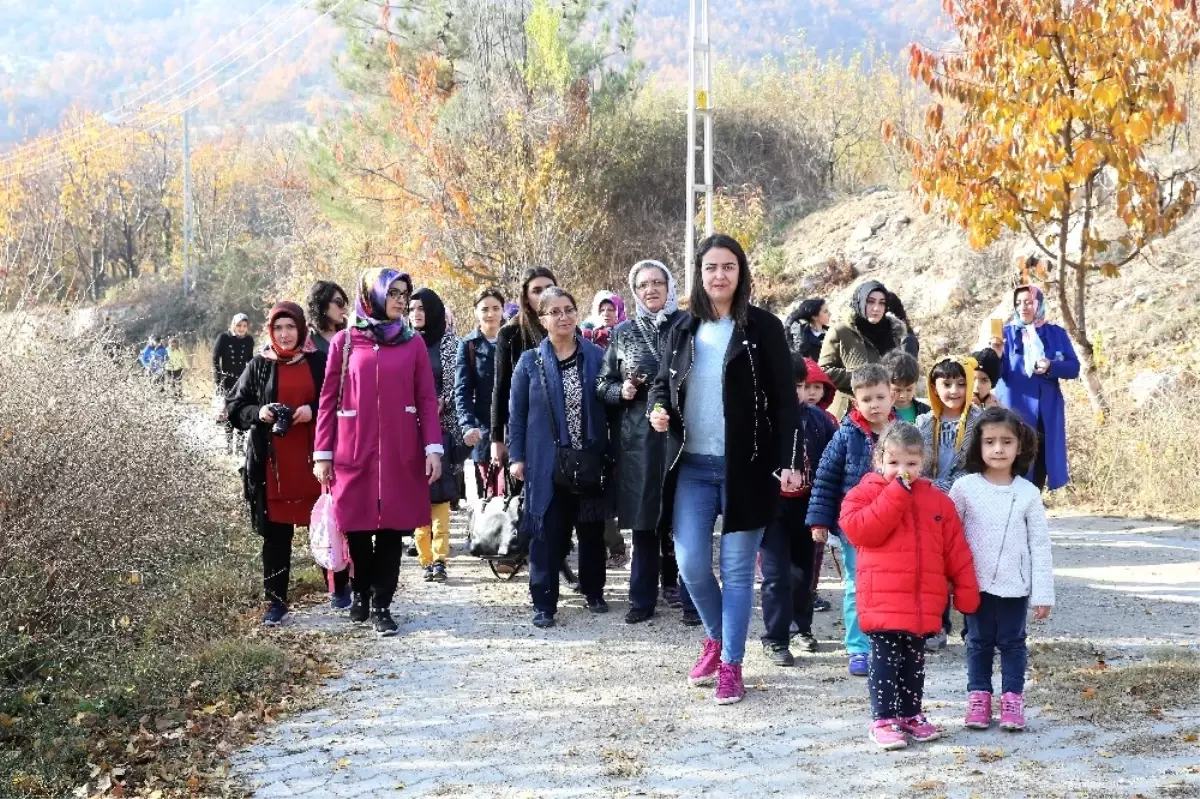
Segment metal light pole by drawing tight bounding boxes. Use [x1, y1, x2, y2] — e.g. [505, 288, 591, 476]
[684, 0, 714, 296]
[182, 0, 195, 294]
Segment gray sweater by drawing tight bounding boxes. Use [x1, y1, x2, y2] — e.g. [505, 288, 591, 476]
[682, 316, 734, 456]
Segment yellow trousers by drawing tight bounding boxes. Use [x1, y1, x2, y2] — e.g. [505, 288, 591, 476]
[415, 502, 451, 567]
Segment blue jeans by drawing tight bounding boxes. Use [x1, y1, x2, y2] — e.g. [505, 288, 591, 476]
[672, 453, 764, 665]
[965, 592, 1029, 695]
[836, 534, 870, 655]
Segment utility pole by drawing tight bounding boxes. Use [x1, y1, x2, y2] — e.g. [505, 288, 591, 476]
[684, 0, 714, 296]
[182, 0, 195, 294]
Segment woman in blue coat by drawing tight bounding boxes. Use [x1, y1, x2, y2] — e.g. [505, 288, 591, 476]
[508, 287, 610, 628]
[994, 285, 1079, 490]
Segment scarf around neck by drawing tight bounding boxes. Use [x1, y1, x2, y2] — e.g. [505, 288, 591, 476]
[627, 260, 679, 328]
[352, 267, 416, 346]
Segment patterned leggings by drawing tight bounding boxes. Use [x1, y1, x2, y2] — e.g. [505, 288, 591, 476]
[867, 632, 926, 720]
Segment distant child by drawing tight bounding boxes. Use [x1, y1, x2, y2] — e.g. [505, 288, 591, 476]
[917, 357, 983, 493]
[759, 353, 839, 666]
[840, 422, 980, 750]
[882, 349, 929, 423]
[165, 336, 187, 398]
[807, 363, 896, 676]
[800, 357, 839, 427]
[139, 336, 168, 387]
[950, 407, 1054, 732]
[971, 348, 1003, 409]
[800, 357, 838, 611]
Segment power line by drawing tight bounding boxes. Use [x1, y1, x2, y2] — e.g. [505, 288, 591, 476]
[0, 0, 345, 182]
[0, 0, 311, 166]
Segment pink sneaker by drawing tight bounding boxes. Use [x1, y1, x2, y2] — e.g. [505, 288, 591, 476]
[900, 713, 940, 742]
[999, 692, 1026, 731]
[688, 638, 721, 686]
[964, 691, 992, 729]
[714, 663, 745, 705]
[869, 719, 908, 750]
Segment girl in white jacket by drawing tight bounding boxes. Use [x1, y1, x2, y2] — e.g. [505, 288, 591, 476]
[949, 407, 1055, 733]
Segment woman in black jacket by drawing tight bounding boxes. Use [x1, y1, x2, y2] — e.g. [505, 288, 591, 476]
[784, 297, 830, 360]
[648, 234, 800, 705]
[598, 259, 696, 625]
[213, 313, 256, 455]
[227, 302, 349, 626]
[489, 267, 557, 466]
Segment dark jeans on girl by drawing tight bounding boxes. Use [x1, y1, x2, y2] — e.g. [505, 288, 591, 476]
[347, 529, 409, 608]
[965, 592, 1030, 695]
[760, 496, 816, 645]
[529, 490, 606, 616]
[629, 529, 696, 613]
[262, 520, 348, 605]
[867, 632, 927, 720]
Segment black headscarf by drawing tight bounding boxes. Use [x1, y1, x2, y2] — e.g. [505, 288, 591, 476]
[412, 287, 447, 347]
[852, 280, 897, 358]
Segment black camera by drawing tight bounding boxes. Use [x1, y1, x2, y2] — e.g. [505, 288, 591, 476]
[267, 403, 294, 437]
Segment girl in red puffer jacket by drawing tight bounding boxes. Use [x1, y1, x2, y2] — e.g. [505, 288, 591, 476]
[839, 422, 981, 751]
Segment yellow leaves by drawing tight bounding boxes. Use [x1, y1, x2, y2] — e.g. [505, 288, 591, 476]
[1092, 80, 1122, 109]
[1121, 113, 1153, 145]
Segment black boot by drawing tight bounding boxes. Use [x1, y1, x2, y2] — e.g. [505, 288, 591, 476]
[349, 592, 370, 624]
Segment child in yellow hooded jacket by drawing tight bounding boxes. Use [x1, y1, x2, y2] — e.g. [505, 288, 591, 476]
[916, 357, 983, 493]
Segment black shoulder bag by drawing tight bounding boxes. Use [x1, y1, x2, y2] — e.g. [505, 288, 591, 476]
[536, 356, 609, 497]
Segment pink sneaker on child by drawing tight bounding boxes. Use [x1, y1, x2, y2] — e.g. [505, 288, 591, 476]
[900, 713, 940, 742]
[714, 663, 745, 704]
[964, 691, 992, 729]
[688, 638, 721, 686]
[869, 719, 908, 750]
[999, 692, 1026, 731]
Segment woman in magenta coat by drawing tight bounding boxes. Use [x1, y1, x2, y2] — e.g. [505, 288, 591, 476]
[314, 267, 443, 636]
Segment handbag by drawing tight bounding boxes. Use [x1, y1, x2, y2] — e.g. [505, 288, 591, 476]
[309, 489, 351, 589]
[466, 470, 525, 558]
[536, 356, 609, 497]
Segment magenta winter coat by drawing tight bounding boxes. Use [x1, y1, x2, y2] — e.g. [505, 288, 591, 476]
[314, 329, 442, 532]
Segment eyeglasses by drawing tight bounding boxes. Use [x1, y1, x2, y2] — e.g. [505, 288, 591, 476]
[386, 288, 410, 301]
[331, 297, 348, 308]
[540, 307, 578, 320]
[635, 278, 667, 292]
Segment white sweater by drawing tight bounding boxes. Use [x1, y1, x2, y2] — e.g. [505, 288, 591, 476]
[949, 474, 1055, 606]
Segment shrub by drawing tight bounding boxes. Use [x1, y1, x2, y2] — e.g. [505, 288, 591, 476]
[0, 321, 312, 796]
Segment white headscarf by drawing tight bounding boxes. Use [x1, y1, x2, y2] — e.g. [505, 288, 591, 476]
[627, 260, 678, 328]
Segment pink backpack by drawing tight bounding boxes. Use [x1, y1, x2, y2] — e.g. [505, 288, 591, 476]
[309, 490, 351, 588]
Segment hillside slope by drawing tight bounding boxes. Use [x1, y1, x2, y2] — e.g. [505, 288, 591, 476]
[762, 190, 1200, 378]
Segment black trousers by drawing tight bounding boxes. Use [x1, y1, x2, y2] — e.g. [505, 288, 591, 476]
[529, 490, 605, 615]
[347, 529, 409, 608]
[868, 632, 926, 720]
[1031, 418, 1048, 491]
[760, 496, 816, 644]
[262, 520, 348, 604]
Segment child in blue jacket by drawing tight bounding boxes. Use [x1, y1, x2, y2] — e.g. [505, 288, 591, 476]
[806, 363, 896, 676]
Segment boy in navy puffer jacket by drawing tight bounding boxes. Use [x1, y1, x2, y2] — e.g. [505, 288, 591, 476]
[759, 354, 838, 666]
[806, 363, 896, 676]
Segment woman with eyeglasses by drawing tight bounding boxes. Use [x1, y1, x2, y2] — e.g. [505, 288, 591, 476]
[313, 268, 443, 637]
[490, 267, 557, 468]
[306, 280, 350, 355]
[508, 287, 610, 628]
[648, 234, 800, 704]
[598, 260, 696, 625]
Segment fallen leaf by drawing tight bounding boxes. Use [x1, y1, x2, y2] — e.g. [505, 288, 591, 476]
[1184, 733, 1199, 743]
[978, 747, 1006, 762]
[1081, 686, 1098, 699]
[1097, 749, 1114, 758]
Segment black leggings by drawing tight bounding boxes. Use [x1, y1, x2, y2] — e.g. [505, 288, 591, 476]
[868, 632, 926, 720]
[262, 520, 348, 604]
[347, 529, 410, 608]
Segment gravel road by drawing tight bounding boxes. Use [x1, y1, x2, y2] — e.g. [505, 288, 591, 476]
[232, 513, 1199, 799]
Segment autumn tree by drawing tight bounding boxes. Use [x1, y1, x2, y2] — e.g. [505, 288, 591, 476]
[889, 0, 1200, 413]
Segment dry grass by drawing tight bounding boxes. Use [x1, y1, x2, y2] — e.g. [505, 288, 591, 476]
[1027, 642, 1200, 727]
[1055, 381, 1200, 519]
